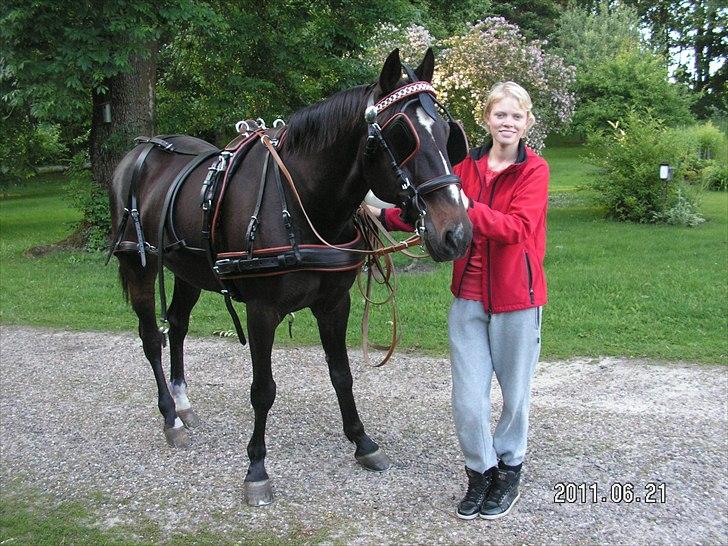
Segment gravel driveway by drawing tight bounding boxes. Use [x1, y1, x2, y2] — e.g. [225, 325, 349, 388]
[1, 325, 726, 544]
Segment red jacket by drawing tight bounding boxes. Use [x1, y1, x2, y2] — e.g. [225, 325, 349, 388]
[383, 140, 549, 314]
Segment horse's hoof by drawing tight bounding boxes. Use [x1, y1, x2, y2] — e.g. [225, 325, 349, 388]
[164, 426, 190, 448]
[244, 479, 273, 506]
[355, 448, 392, 472]
[177, 408, 201, 429]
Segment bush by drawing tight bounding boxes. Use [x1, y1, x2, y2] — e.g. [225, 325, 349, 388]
[653, 188, 705, 227]
[701, 162, 728, 191]
[678, 123, 728, 189]
[65, 152, 110, 251]
[682, 122, 728, 162]
[587, 112, 702, 225]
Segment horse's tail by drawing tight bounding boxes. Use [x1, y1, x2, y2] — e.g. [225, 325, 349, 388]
[118, 268, 131, 304]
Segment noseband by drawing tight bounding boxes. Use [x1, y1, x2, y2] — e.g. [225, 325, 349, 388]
[363, 79, 464, 235]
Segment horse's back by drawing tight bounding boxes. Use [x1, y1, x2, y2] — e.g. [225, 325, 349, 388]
[110, 135, 218, 216]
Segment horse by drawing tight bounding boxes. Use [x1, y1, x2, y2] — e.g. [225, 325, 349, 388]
[108, 48, 473, 506]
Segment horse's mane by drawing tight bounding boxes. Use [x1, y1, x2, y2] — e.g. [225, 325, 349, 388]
[283, 84, 372, 154]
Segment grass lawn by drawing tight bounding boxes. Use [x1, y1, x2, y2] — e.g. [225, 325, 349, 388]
[1, 150, 726, 363]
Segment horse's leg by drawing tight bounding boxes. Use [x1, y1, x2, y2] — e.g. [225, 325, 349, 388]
[243, 302, 281, 506]
[312, 293, 392, 471]
[119, 257, 189, 448]
[167, 275, 202, 429]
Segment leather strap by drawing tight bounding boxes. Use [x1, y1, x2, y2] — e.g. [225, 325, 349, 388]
[157, 150, 220, 326]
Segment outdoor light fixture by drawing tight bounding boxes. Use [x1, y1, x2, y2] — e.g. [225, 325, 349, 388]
[659, 163, 673, 181]
[101, 102, 112, 124]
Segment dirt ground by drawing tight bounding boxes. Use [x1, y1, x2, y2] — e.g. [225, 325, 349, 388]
[1, 325, 726, 544]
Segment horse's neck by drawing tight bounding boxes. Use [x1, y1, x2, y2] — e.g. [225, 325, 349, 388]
[285, 137, 367, 237]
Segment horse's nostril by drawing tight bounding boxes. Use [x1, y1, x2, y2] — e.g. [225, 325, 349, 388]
[445, 229, 456, 248]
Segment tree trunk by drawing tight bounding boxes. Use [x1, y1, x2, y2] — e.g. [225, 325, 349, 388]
[90, 43, 157, 192]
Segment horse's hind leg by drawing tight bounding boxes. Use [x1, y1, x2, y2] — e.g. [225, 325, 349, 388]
[243, 303, 281, 506]
[119, 256, 189, 448]
[312, 293, 392, 472]
[167, 275, 202, 429]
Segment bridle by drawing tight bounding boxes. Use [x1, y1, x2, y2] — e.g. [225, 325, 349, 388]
[363, 77, 466, 236]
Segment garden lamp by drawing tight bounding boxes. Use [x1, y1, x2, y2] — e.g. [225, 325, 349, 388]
[659, 163, 673, 181]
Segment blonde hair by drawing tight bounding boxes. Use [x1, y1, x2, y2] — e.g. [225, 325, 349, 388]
[483, 81, 536, 134]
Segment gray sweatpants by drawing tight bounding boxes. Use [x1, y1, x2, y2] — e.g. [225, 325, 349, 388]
[448, 298, 542, 473]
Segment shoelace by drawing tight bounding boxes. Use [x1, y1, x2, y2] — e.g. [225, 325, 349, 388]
[464, 476, 491, 503]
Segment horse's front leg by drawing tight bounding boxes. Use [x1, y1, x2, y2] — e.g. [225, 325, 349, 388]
[243, 302, 281, 506]
[312, 293, 391, 471]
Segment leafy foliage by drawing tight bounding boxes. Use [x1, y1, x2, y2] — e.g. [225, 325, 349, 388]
[587, 112, 703, 224]
[624, 0, 727, 117]
[553, 2, 694, 138]
[65, 152, 109, 251]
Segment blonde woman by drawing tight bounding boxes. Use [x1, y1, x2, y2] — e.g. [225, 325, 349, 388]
[373, 82, 549, 519]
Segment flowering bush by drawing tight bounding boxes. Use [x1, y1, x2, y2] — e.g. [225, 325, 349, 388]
[435, 18, 576, 152]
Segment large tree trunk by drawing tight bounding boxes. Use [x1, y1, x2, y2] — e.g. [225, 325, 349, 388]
[90, 43, 157, 192]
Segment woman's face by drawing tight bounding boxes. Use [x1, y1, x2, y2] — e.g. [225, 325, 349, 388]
[485, 96, 529, 147]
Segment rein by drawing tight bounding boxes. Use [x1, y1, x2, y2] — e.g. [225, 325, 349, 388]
[259, 135, 424, 258]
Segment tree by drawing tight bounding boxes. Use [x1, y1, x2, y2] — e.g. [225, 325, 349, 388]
[487, 0, 567, 40]
[625, 0, 727, 117]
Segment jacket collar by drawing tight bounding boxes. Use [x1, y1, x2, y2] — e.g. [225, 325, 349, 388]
[470, 138, 527, 165]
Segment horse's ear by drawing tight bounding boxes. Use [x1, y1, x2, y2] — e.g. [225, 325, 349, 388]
[378, 49, 402, 95]
[414, 48, 435, 83]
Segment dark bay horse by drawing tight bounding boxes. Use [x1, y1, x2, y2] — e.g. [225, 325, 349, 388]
[109, 48, 472, 505]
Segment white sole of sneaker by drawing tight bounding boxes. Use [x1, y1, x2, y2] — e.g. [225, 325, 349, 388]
[479, 492, 521, 520]
[456, 510, 481, 520]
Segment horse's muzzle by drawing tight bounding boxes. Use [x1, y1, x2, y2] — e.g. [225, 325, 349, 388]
[423, 217, 472, 262]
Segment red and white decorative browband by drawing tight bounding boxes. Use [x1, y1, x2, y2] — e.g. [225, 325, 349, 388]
[372, 82, 436, 115]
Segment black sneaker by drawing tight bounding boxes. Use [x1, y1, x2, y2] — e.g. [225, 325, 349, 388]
[456, 467, 493, 520]
[480, 468, 521, 519]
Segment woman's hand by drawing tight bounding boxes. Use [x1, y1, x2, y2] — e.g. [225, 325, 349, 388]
[365, 205, 382, 216]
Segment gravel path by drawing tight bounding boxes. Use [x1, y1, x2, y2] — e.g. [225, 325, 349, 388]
[1, 325, 726, 544]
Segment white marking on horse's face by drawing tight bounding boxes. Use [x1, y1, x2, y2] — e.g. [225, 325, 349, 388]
[447, 183, 460, 203]
[171, 382, 191, 411]
[417, 107, 453, 176]
[416, 107, 435, 137]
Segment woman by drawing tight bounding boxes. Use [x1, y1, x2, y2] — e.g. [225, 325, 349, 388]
[371, 81, 549, 520]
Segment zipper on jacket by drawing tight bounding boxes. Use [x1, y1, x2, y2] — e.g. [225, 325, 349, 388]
[524, 251, 535, 304]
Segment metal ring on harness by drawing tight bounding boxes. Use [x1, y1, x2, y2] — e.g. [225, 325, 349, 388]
[273, 118, 285, 128]
[235, 120, 250, 134]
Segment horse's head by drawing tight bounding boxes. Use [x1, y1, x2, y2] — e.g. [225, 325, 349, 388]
[362, 48, 472, 262]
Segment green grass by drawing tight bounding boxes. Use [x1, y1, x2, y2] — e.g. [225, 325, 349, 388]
[1, 151, 726, 363]
[0, 486, 329, 545]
